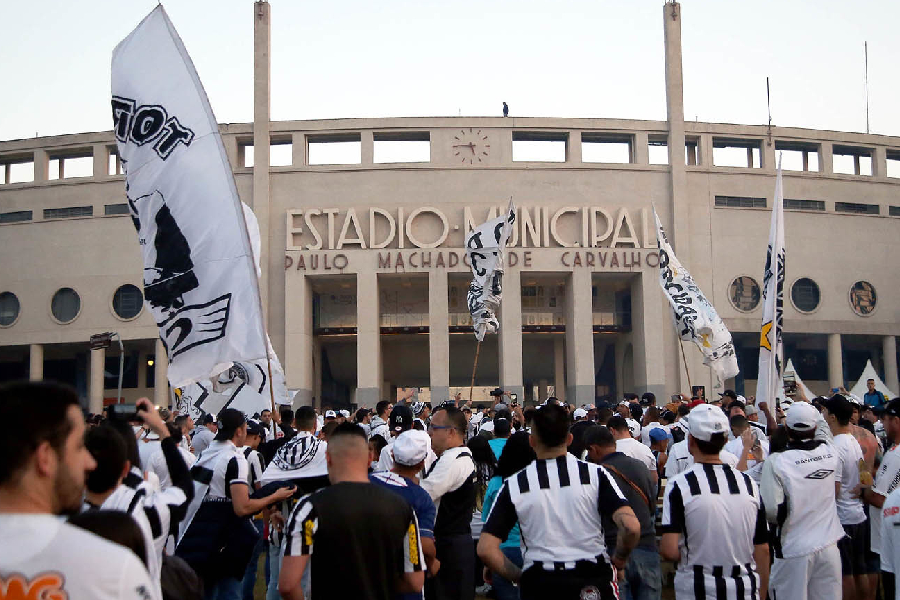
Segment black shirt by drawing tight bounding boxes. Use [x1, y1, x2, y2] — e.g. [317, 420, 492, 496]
[284, 482, 424, 600]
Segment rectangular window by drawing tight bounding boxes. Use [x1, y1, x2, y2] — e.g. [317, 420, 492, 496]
[43, 206, 93, 219]
[108, 149, 123, 176]
[4, 160, 35, 184]
[512, 131, 567, 162]
[307, 134, 362, 165]
[374, 132, 430, 164]
[49, 154, 93, 180]
[270, 141, 293, 167]
[0, 210, 32, 224]
[649, 137, 668, 165]
[685, 138, 699, 166]
[104, 203, 130, 216]
[714, 196, 766, 208]
[775, 141, 819, 172]
[713, 138, 761, 168]
[835, 202, 879, 215]
[889, 206, 900, 217]
[886, 151, 900, 178]
[783, 199, 825, 211]
[241, 143, 254, 168]
[833, 145, 873, 176]
[581, 134, 632, 164]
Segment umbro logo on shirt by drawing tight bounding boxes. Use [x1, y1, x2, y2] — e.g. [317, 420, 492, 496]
[805, 469, 835, 480]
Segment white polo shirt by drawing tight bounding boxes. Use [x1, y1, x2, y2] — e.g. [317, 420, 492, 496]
[664, 439, 739, 478]
[616, 436, 657, 474]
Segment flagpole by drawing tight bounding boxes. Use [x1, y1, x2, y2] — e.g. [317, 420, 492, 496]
[469, 340, 482, 404]
[679, 341, 692, 393]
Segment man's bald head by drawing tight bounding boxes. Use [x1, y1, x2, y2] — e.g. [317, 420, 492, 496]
[325, 423, 370, 481]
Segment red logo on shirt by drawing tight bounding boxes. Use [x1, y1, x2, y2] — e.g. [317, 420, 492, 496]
[885, 506, 900, 518]
[0, 572, 67, 600]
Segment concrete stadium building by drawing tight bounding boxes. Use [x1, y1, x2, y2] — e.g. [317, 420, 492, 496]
[0, 2, 898, 413]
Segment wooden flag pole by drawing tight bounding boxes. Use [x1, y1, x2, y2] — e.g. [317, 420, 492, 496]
[469, 339, 482, 404]
[679, 341, 692, 393]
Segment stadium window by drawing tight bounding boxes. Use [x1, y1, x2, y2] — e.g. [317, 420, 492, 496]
[240, 142, 254, 168]
[886, 150, 900, 178]
[374, 132, 430, 164]
[835, 202, 879, 215]
[112, 284, 143, 320]
[890, 206, 900, 217]
[307, 133, 362, 165]
[48, 153, 93, 180]
[713, 138, 761, 168]
[104, 204, 130, 216]
[685, 137, 699, 166]
[775, 141, 819, 172]
[3, 159, 35, 184]
[783, 199, 825, 212]
[51, 288, 81, 324]
[581, 134, 632, 164]
[270, 140, 293, 166]
[0, 210, 33, 224]
[833, 145, 872, 176]
[649, 136, 668, 165]
[43, 206, 93, 219]
[790, 278, 820, 313]
[108, 148, 123, 175]
[714, 196, 766, 209]
[512, 131, 567, 162]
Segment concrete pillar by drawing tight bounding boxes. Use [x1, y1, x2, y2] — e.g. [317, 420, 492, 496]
[663, 2, 688, 251]
[356, 271, 382, 408]
[565, 270, 595, 405]
[154, 338, 169, 409]
[93, 144, 109, 179]
[29, 344, 43, 381]
[292, 132, 307, 167]
[89, 347, 105, 414]
[428, 271, 450, 403]
[884, 336, 899, 396]
[33, 149, 49, 183]
[820, 143, 834, 175]
[874, 146, 888, 178]
[554, 336, 566, 403]
[252, 1, 271, 316]
[567, 131, 582, 163]
[361, 131, 374, 165]
[313, 338, 323, 410]
[284, 273, 314, 406]
[499, 269, 524, 400]
[633, 132, 649, 165]
[828, 333, 843, 389]
[632, 273, 667, 398]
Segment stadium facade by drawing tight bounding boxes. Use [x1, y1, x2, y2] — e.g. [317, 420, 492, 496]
[0, 2, 898, 413]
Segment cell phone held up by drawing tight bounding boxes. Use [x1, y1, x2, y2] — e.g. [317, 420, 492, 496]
[108, 402, 143, 422]
[783, 373, 798, 395]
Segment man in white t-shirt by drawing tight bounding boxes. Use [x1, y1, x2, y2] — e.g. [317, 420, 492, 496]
[860, 399, 900, 577]
[879, 486, 900, 600]
[608, 416, 658, 487]
[724, 415, 769, 478]
[0, 381, 158, 600]
[664, 407, 739, 478]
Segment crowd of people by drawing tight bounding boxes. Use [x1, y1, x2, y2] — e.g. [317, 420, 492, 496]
[1, 378, 899, 600]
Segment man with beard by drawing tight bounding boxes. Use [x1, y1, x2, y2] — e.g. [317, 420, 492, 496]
[0, 381, 157, 599]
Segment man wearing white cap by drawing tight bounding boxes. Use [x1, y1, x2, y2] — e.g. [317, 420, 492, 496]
[660, 403, 770, 598]
[761, 402, 844, 600]
[664, 408, 739, 479]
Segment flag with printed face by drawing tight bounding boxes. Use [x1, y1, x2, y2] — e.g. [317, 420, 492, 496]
[654, 207, 739, 381]
[111, 7, 267, 388]
[757, 160, 786, 406]
[465, 200, 516, 341]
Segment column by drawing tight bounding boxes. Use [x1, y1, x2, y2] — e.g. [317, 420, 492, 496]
[565, 270, 595, 405]
[252, 0, 272, 314]
[89, 347, 105, 414]
[499, 269, 524, 401]
[356, 271, 382, 408]
[361, 131, 374, 165]
[828, 333, 843, 389]
[154, 338, 169, 409]
[284, 273, 314, 406]
[632, 273, 667, 398]
[136, 350, 147, 393]
[538, 379, 549, 402]
[566, 131, 582, 163]
[554, 336, 566, 403]
[884, 336, 899, 395]
[663, 2, 688, 251]
[29, 344, 43, 381]
[428, 271, 450, 403]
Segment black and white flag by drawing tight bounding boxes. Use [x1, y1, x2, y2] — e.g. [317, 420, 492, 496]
[112, 7, 267, 387]
[757, 159, 786, 406]
[465, 200, 516, 341]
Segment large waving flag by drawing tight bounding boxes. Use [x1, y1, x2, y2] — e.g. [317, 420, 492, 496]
[654, 207, 739, 381]
[112, 7, 267, 388]
[465, 200, 516, 341]
[757, 160, 786, 406]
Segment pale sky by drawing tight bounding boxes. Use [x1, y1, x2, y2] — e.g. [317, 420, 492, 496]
[2, 0, 898, 142]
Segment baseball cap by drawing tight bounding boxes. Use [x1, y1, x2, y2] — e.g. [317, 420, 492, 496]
[411, 402, 425, 416]
[494, 403, 509, 412]
[883, 398, 900, 418]
[687, 404, 729, 441]
[735, 395, 747, 404]
[626, 419, 641, 438]
[649, 427, 669, 443]
[744, 404, 758, 417]
[324, 410, 337, 419]
[719, 390, 738, 400]
[246, 420, 266, 438]
[200, 413, 215, 425]
[392, 430, 431, 466]
[785, 402, 820, 431]
[641, 392, 656, 406]
[389, 404, 413, 433]
[214, 408, 246, 440]
[573, 408, 588, 419]
[846, 393, 864, 406]
[339, 410, 350, 418]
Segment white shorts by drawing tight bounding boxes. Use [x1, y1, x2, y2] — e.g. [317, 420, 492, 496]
[769, 543, 841, 600]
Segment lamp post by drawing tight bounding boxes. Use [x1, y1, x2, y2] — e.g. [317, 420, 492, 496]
[90, 332, 124, 404]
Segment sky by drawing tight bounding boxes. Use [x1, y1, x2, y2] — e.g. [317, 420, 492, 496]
[2, 0, 899, 142]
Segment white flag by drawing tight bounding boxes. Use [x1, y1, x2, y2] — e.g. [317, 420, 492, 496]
[757, 159, 786, 406]
[465, 201, 516, 341]
[112, 7, 267, 388]
[654, 207, 739, 381]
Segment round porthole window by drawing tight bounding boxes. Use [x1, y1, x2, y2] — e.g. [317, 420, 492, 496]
[0, 292, 20, 327]
[849, 281, 877, 316]
[113, 284, 144, 320]
[51, 288, 81, 324]
[728, 276, 761, 312]
[790, 278, 820, 314]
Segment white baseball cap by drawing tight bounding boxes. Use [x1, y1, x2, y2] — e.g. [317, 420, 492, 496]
[687, 404, 729, 441]
[324, 410, 336, 418]
[626, 418, 641, 438]
[392, 430, 431, 466]
[785, 402, 819, 432]
[573, 408, 588, 419]
[339, 410, 350, 418]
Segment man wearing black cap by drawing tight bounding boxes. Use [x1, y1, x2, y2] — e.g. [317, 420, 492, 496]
[375, 404, 437, 473]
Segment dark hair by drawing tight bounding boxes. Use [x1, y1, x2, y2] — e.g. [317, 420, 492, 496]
[68, 510, 148, 567]
[295, 406, 317, 431]
[467, 435, 496, 469]
[693, 432, 727, 455]
[769, 425, 790, 453]
[330, 421, 367, 443]
[532, 404, 570, 447]
[630, 404, 643, 421]
[355, 408, 370, 423]
[279, 407, 293, 424]
[644, 406, 659, 421]
[84, 425, 128, 494]
[174, 415, 190, 430]
[321, 421, 340, 440]
[412, 420, 425, 431]
[824, 394, 853, 426]
[596, 408, 613, 425]
[376, 400, 391, 418]
[858, 418, 876, 436]
[677, 404, 691, 418]
[496, 431, 536, 478]
[215, 408, 246, 440]
[368, 434, 388, 457]
[261, 409, 271, 415]
[523, 407, 537, 427]
[624, 393, 639, 402]
[0, 381, 80, 486]
[583, 425, 616, 449]
[494, 418, 511, 438]
[434, 405, 467, 436]
[729, 415, 749, 430]
[727, 400, 746, 413]
[787, 427, 816, 441]
[105, 416, 141, 471]
[166, 422, 183, 444]
[606, 416, 629, 433]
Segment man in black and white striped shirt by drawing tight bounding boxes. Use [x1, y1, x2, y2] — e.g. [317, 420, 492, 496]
[478, 403, 640, 600]
[660, 404, 770, 599]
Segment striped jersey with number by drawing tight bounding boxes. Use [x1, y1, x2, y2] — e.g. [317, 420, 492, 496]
[661, 462, 767, 599]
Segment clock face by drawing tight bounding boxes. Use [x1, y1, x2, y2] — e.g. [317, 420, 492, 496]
[452, 128, 490, 165]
